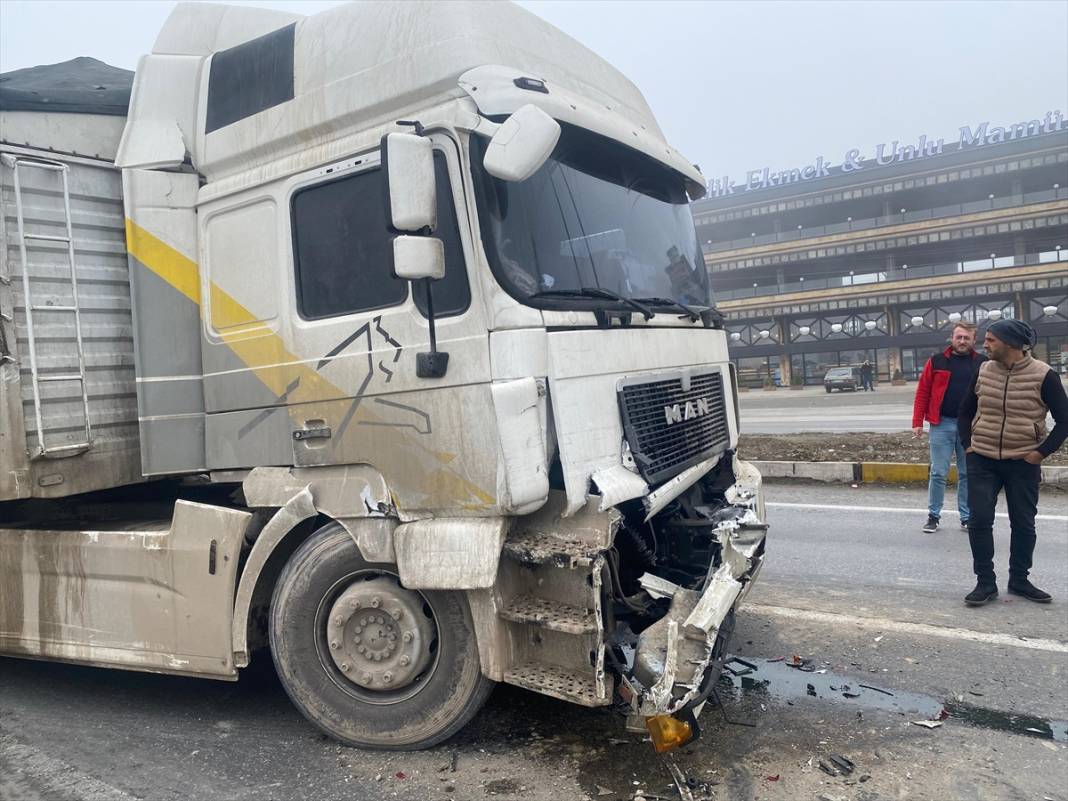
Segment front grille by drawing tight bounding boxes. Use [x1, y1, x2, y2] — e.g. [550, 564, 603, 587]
[618, 370, 730, 485]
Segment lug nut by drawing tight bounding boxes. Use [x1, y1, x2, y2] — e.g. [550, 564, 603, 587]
[362, 673, 373, 684]
[357, 645, 365, 653]
[390, 609, 402, 620]
[350, 598, 360, 608]
[399, 655, 410, 666]
[341, 663, 350, 672]
[353, 636, 361, 644]
[333, 615, 343, 626]
[354, 626, 362, 634]
[402, 631, 413, 643]
[371, 596, 381, 608]
[382, 672, 393, 683]
[360, 617, 368, 626]
[330, 640, 340, 650]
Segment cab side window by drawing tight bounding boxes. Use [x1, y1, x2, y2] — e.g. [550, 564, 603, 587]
[292, 153, 470, 320]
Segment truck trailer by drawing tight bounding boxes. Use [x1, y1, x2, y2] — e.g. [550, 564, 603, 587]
[0, 0, 767, 751]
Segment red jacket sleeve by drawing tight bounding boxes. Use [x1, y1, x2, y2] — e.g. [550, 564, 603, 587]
[912, 358, 934, 428]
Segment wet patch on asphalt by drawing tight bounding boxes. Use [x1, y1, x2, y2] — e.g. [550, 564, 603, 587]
[719, 656, 1068, 743]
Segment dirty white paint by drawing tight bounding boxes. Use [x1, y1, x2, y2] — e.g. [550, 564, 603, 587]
[491, 377, 549, 514]
[394, 518, 508, 589]
[591, 464, 649, 511]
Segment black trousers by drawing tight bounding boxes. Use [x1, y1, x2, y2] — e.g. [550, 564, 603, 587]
[966, 452, 1041, 584]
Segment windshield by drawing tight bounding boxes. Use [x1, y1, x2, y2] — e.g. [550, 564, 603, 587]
[470, 123, 712, 312]
[826, 368, 853, 378]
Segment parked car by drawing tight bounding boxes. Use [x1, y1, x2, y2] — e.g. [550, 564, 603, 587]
[824, 366, 861, 392]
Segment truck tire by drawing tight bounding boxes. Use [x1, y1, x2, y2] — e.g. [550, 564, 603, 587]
[269, 522, 495, 749]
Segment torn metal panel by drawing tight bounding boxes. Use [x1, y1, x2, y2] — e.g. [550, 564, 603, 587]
[591, 464, 649, 511]
[682, 563, 743, 642]
[642, 453, 722, 522]
[231, 488, 317, 666]
[393, 517, 507, 590]
[0, 500, 249, 679]
[241, 464, 392, 517]
[490, 377, 549, 514]
[638, 572, 681, 601]
[515, 489, 620, 551]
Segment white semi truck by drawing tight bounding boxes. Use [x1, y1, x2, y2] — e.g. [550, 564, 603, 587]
[0, 0, 766, 752]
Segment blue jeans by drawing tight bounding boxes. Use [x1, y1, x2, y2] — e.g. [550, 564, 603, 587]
[928, 417, 969, 520]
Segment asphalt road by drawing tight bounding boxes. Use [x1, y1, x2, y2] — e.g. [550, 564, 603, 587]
[739, 384, 920, 433]
[3, 482, 1067, 801]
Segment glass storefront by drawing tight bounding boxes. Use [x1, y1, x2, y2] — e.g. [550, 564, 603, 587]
[1033, 336, 1068, 375]
[789, 348, 888, 385]
[734, 355, 780, 388]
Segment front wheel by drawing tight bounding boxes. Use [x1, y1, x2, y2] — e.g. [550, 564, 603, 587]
[269, 522, 495, 749]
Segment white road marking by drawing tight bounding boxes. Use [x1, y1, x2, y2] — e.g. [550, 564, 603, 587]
[766, 501, 1068, 523]
[745, 603, 1068, 654]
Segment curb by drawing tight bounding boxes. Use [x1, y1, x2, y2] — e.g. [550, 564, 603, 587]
[751, 460, 1068, 487]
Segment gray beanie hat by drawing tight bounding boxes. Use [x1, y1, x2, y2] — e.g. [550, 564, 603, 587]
[987, 319, 1037, 350]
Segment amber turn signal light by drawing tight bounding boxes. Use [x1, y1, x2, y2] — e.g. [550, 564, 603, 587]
[645, 714, 693, 753]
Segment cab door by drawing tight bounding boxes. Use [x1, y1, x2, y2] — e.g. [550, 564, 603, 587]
[198, 136, 498, 516]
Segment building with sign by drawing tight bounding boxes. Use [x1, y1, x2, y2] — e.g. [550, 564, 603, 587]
[696, 114, 1068, 388]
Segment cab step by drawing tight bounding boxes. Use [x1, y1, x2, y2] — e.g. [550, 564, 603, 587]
[501, 530, 601, 569]
[499, 593, 597, 634]
[503, 661, 609, 707]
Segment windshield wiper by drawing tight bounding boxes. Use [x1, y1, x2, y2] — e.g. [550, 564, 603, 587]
[529, 288, 654, 320]
[632, 296, 701, 322]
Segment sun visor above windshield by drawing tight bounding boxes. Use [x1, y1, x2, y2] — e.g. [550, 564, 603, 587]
[459, 65, 706, 200]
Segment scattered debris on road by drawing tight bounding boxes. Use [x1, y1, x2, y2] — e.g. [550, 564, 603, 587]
[911, 720, 944, 729]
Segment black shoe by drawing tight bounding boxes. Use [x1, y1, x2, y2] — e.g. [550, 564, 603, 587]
[922, 515, 939, 533]
[1007, 579, 1052, 604]
[960, 519, 969, 530]
[965, 583, 998, 606]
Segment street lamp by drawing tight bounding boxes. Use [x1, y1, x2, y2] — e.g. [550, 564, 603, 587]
[849, 270, 855, 286]
[948, 312, 962, 324]
[798, 325, 811, 337]
[864, 320, 877, 331]
[990, 252, 997, 269]
[910, 316, 924, 327]
[729, 332, 741, 341]
[758, 330, 770, 339]
[987, 309, 1003, 322]
[831, 323, 843, 334]
[1056, 245, 1063, 261]
[1044, 305, 1059, 317]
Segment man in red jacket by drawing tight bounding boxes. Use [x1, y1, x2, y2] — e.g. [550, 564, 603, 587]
[911, 322, 985, 533]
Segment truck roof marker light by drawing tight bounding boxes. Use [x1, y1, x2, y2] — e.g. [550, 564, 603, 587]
[645, 714, 693, 753]
[513, 76, 548, 94]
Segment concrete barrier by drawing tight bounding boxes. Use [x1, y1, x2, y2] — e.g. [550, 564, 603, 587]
[752, 460, 1064, 486]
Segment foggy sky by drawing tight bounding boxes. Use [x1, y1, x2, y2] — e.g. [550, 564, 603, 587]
[1, 0, 1065, 183]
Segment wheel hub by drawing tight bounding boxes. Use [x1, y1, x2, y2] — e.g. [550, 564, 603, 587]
[325, 577, 435, 690]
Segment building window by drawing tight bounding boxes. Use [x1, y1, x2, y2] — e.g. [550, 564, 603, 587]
[291, 153, 470, 320]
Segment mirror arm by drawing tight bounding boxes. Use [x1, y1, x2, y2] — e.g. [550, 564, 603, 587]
[416, 278, 449, 378]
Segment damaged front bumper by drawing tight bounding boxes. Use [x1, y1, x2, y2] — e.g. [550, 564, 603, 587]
[619, 455, 766, 735]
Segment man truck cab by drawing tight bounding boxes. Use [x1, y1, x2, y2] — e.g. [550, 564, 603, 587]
[0, 1, 766, 751]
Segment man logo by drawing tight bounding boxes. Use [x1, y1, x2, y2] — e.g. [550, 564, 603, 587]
[664, 397, 712, 425]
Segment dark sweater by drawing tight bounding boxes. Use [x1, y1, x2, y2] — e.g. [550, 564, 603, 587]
[959, 367, 1068, 458]
[940, 352, 978, 419]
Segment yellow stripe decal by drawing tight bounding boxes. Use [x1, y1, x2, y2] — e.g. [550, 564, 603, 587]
[124, 218, 495, 507]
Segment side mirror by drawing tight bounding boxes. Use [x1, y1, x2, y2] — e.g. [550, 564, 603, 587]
[483, 104, 561, 182]
[382, 132, 437, 232]
[392, 235, 444, 281]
